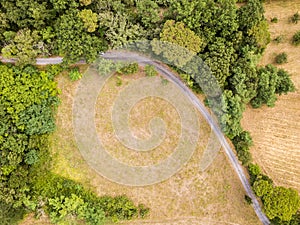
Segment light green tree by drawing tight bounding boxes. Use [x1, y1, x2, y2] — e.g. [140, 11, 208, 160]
[78, 9, 98, 32]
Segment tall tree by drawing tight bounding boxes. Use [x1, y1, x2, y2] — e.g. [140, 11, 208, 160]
[1, 28, 41, 66]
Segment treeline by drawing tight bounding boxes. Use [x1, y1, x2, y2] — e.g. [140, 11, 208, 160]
[0, 63, 148, 224]
[0, 0, 171, 65]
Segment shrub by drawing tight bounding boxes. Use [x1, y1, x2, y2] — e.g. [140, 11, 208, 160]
[292, 30, 300, 45]
[290, 12, 300, 24]
[245, 195, 252, 205]
[145, 65, 158, 77]
[118, 63, 139, 74]
[273, 35, 284, 44]
[275, 52, 288, 64]
[138, 204, 150, 218]
[270, 17, 278, 23]
[116, 76, 122, 86]
[69, 67, 82, 81]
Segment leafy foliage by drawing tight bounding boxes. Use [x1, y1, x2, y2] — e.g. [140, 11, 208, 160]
[118, 62, 139, 74]
[54, 9, 105, 63]
[1, 29, 41, 66]
[69, 67, 82, 81]
[251, 65, 295, 108]
[145, 65, 158, 77]
[0, 63, 148, 224]
[270, 17, 278, 23]
[160, 20, 203, 54]
[232, 131, 253, 165]
[275, 52, 288, 64]
[78, 9, 98, 33]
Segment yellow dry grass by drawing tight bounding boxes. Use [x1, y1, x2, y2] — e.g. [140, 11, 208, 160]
[242, 0, 300, 193]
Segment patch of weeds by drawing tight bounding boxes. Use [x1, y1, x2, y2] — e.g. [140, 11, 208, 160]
[275, 52, 288, 64]
[273, 35, 284, 44]
[270, 17, 278, 23]
[290, 12, 300, 24]
[292, 30, 300, 45]
[116, 76, 122, 86]
[161, 77, 169, 85]
[69, 67, 82, 81]
[145, 65, 158, 77]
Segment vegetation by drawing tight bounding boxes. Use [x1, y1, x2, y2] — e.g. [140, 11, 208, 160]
[275, 52, 288, 64]
[249, 164, 300, 223]
[290, 12, 300, 24]
[270, 17, 278, 23]
[273, 35, 284, 44]
[292, 30, 300, 45]
[145, 65, 158, 77]
[117, 62, 139, 75]
[69, 67, 82, 81]
[0, 64, 148, 224]
[0, 0, 299, 223]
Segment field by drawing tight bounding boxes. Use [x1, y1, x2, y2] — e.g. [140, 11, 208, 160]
[242, 0, 300, 193]
[20, 65, 260, 224]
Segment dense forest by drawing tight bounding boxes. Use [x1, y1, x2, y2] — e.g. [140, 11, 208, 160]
[0, 0, 299, 224]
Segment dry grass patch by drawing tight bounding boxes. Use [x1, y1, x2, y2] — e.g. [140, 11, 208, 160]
[23, 66, 260, 224]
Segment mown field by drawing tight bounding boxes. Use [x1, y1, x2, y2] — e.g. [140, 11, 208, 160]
[242, 0, 300, 193]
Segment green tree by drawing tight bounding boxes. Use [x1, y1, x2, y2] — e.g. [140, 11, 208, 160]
[136, 0, 160, 28]
[203, 38, 236, 88]
[251, 65, 295, 108]
[217, 90, 245, 139]
[248, 20, 271, 50]
[1, 28, 41, 66]
[54, 9, 105, 63]
[229, 57, 258, 104]
[276, 69, 295, 95]
[250, 65, 278, 108]
[99, 11, 145, 48]
[170, 0, 238, 43]
[292, 30, 300, 46]
[145, 65, 158, 77]
[78, 9, 98, 32]
[263, 187, 300, 221]
[253, 179, 273, 197]
[160, 20, 203, 54]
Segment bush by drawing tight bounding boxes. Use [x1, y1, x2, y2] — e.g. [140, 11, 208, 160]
[290, 12, 300, 24]
[245, 195, 252, 205]
[273, 35, 284, 44]
[292, 30, 300, 45]
[138, 204, 150, 218]
[118, 63, 139, 75]
[270, 17, 278, 23]
[116, 76, 122, 86]
[145, 65, 158, 77]
[69, 67, 82, 81]
[275, 52, 288, 64]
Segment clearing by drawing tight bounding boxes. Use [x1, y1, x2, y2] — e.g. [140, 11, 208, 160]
[20, 66, 260, 224]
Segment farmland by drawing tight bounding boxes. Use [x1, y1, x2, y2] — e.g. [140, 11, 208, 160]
[242, 0, 300, 193]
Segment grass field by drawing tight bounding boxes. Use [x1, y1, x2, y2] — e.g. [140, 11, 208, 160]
[242, 0, 300, 193]
[19, 64, 261, 224]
